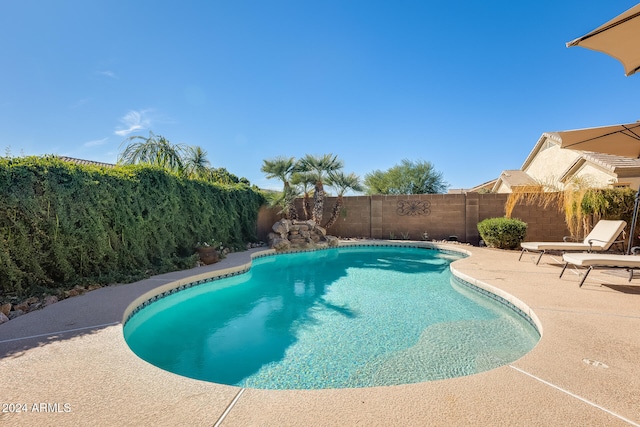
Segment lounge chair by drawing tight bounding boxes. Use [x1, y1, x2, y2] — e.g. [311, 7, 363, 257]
[518, 219, 627, 265]
[560, 250, 640, 287]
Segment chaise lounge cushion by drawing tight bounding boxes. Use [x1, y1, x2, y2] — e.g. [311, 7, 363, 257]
[521, 219, 626, 252]
[562, 252, 640, 269]
[519, 219, 626, 265]
[560, 251, 640, 287]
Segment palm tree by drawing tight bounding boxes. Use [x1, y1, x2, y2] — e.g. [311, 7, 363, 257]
[118, 131, 186, 171]
[298, 154, 344, 224]
[290, 171, 315, 220]
[261, 156, 298, 220]
[183, 146, 211, 179]
[324, 171, 363, 229]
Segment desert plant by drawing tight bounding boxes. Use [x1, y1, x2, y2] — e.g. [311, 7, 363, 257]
[261, 156, 298, 220]
[297, 154, 344, 224]
[118, 131, 187, 171]
[477, 217, 528, 250]
[504, 177, 601, 239]
[324, 171, 363, 229]
[364, 159, 448, 194]
[290, 171, 315, 220]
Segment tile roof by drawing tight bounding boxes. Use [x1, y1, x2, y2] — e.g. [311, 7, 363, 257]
[58, 156, 116, 168]
[581, 152, 640, 171]
[497, 170, 536, 188]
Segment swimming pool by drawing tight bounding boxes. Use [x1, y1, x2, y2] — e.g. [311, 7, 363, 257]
[123, 245, 540, 389]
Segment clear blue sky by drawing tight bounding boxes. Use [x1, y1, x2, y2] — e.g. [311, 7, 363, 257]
[2, 1, 639, 191]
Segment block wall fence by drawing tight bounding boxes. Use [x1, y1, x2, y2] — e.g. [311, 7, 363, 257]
[257, 193, 570, 245]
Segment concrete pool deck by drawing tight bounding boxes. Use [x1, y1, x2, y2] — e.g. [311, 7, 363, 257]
[1, 242, 639, 426]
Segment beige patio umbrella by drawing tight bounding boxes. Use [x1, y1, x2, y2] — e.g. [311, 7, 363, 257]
[566, 4, 640, 76]
[548, 122, 640, 158]
[549, 122, 640, 253]
[565, 5, 640, 251]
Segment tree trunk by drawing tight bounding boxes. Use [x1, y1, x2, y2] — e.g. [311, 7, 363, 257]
[312, 182, 325, 224]
[287, 201, 298, 220]
[284, 182, 297, 220]
[324, 196, 343, 229]
[303, 193, 311, 220]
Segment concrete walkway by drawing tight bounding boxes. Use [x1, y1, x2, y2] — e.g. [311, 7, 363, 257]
[1, 243, 639, 426]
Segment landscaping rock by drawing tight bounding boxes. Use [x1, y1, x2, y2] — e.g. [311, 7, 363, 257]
[268, 219, 340, 251]
[325, 236, 340, 247]
[14, 302, 30, 313]
[271, 237, 291, 251]
[8, 310, 24, 320]
[272, 220, 290, 237]
[0, 303, 11, 316]
[65, 289, 80, 298]
[0, 312, 9, 324]
[43, 295, 58, 307]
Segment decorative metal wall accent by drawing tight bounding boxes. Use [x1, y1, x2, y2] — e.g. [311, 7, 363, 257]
[396, 200, 431, 216]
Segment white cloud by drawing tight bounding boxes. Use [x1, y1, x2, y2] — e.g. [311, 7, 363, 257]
[115, 110, 152, 137]
[83, 137, 109, 147]
[98, 70, 117, 79]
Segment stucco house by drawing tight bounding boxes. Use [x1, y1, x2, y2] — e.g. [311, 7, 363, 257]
[491, 132, 640, 193]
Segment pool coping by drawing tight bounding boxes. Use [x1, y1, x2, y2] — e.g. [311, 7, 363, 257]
[1, 241, 639, 426]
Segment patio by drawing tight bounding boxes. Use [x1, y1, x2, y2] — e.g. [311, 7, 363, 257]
[0, 243, 639, 426]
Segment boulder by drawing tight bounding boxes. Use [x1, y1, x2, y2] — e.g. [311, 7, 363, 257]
[272, 219, 291, 237]
[0, 312, 9, 324]
[271, 237, 291, 251]
[325, 236, 340, 247]
[14, 302, 29, 313]
[314, 225, 327, 236]
[43, 295, 58, 307]
[0, 303, 11, 316]
[64, 289, 80, 298]
[8, 310, 24, 320]
[268, 219, 339, 251]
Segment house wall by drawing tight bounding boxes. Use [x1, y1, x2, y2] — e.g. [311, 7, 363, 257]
[257, 193, 571, 245]
[523, 143, 581, 189]
[494, 181, 511, 194]
[572, 163, 616, 187]
[615, 176, 640, 190]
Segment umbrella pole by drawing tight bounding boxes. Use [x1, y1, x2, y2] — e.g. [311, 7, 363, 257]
[627, 188, 640, 254]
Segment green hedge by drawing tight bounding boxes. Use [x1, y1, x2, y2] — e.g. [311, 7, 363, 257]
[477, 217, 528, 250]
[0, 156, 265, 296]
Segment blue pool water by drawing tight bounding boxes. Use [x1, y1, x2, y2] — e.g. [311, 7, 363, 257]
[124, 246, 540, 389]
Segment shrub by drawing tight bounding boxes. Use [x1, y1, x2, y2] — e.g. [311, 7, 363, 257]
[0, 156, 265, 296]
[477, 217, 527, 249]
